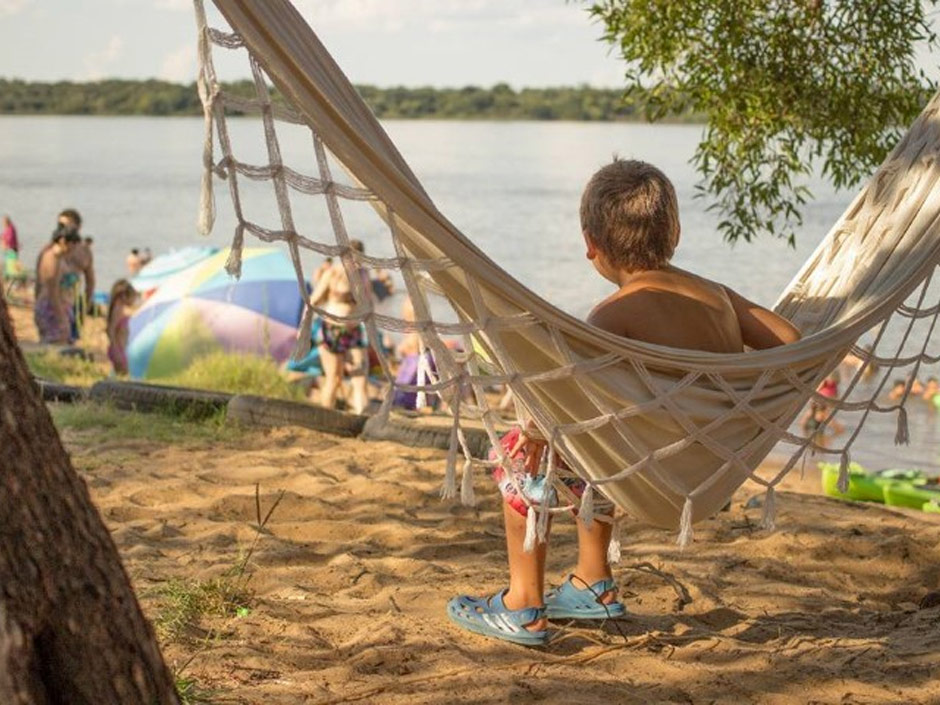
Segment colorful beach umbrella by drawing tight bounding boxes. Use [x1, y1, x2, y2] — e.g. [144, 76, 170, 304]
[130, 245, 220, 296]
[127, 247, 304, 379]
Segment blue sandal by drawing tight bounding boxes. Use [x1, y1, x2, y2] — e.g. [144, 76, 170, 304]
[545, 576, 626, 620]
[447, 590, 548, 646]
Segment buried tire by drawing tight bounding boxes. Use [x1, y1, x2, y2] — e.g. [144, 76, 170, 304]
[88, 379, 232, 419]
[361, 413, 491, 458]
[227, 394, 367, 437]
[34, 378, 88, 403]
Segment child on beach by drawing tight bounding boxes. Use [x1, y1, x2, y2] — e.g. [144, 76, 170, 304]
[106, 279, 138, 376]
[447, 159, 802, 646]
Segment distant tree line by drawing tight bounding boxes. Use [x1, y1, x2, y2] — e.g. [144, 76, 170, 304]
[0, 78, 699, 122]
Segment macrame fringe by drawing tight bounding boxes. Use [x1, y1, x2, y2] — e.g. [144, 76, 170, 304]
[415, 348, 430, 410]
[677, 497, 693, 548]
[523, 506, 537, 553]
[607, 519, 622, 564]
[895, 406, 910, 445]
[291, 307, 314, 361]
[198, 150, 216, 236]
[460, 458, 475, 506]
[837, 451, 851, 494]
[537, 441, 555, 543]
[225, 224, 245, 278]
[760, 486, 777, 530]
[579, 485, 595, 528]
[441, 424, 458, 500]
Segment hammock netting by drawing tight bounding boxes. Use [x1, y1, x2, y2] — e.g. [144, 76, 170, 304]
[194, 0, 940, 547]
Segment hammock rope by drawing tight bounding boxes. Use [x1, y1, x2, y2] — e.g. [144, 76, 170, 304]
[195, 0, 940, 545]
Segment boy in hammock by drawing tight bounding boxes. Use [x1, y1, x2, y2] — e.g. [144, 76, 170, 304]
[448, 158, 802, 646]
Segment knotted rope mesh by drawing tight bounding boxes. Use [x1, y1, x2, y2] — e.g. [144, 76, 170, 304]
[194, 0, 940, 546]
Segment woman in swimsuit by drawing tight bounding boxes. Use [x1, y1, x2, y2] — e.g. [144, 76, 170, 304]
[309, 239, 372, 414]
[106, 279, 138, 376]
[33, 228, 73, 344]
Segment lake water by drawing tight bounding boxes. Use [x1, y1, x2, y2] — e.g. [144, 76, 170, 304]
[2, 115, 939, 474]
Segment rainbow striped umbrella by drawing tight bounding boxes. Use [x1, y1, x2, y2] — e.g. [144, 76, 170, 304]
[130, 245, 220, 296]
[127, 247, 304, 379]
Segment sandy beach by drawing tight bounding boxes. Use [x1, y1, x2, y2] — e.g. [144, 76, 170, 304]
[12, 301, 940, 704]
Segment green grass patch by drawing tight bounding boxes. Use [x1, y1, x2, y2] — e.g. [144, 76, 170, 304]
[25, 349, 106, 386]
[49, 401, 239, 444]
[153, 351, 307, 401]
[174, 674, 217, 705]
[152, 575, 254, 643]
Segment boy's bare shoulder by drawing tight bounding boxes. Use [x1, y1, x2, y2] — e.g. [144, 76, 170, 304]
[586, 287, 661, 336]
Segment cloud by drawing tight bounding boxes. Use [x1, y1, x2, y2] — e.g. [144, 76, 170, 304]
[0, 0, 30, 18]
[160, 44, 196, 83]
[83, 35, 125, 80]
[153, 0, 190, 10]
[293, 0, 587, 32]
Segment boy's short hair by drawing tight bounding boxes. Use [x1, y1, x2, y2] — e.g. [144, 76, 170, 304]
[580, 158, 680, 271]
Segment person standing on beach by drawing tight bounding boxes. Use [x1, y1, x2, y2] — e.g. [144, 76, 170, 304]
[1, 215, 20, 288]
[34, 228, 73, 344]
[446, 159, 802, 646]
[57, 209, 96, 339]
[126, 248, 143, 276]
[106, 279, 138, 376]
[308, 239, 372, 414]
[2, 214, 19, 256]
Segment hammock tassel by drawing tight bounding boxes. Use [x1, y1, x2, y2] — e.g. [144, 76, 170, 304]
[291, 306, 314, 361]
[460, 458, 475, 506]
[537, 440, 555, 543]
[523, 506, 538, 553]
[415, 347, 430, 410]
[761, 486, 777, 530]
[441, 425, 458, 500]
[895, 406, 910, 446]
[198, 153, 216, 237]
[225, 223, 245, 279]
[677, 497, 694, 548]
[579, 485, 595, 528]
[607, 519, 622, 565]
[837, 451, 851, 494]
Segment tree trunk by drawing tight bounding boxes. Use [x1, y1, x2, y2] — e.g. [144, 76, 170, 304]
[0, 292, 179, 704]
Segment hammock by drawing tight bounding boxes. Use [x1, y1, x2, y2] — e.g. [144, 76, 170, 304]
[195, 0, 940, 544]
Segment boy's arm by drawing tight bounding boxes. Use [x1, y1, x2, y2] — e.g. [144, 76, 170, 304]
[723, 287, 801, 350]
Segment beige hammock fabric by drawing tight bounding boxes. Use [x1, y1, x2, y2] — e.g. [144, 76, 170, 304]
[196, 0, 940, 543]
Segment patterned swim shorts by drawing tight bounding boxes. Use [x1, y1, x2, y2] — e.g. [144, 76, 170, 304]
[314, 317, 369, 355]
[490, 426, 614, 517]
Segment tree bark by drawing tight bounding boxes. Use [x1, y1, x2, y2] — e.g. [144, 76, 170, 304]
[0, 292, 179, 704]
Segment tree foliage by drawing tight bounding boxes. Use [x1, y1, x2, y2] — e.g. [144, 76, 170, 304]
[587, 0, 939, 244]
[0, 78, 695, 122]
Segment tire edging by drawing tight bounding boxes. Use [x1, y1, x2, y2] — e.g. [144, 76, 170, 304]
[227, 394, 367, 437]
[34, 378, 89, 403]
[361, 414, 491, 458]
[88, 380, 232, 419]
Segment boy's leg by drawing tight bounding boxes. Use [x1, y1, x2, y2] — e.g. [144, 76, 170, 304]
[571, 516, 619, 604]
[500, 502, 549, 631]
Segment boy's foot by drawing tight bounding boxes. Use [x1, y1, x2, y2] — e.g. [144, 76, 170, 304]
[544, 576, 626, 620]
[447, 590, 548, 646]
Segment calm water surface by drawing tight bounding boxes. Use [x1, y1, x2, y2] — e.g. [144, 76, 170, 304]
[1, 115, 937, 473]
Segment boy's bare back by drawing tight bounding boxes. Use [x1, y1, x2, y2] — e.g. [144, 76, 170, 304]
[580, 159, 800, 354]
[588, 266, 800, 353]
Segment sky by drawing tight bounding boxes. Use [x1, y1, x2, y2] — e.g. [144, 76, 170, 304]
[0, 0, 627, 88]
